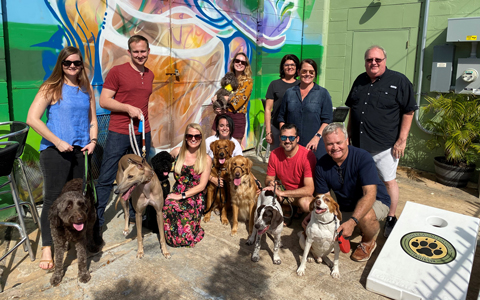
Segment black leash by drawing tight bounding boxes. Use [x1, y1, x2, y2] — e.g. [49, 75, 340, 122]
[82, 150, 97, 203]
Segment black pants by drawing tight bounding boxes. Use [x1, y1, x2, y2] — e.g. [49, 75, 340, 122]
[40, 146, 85, 247]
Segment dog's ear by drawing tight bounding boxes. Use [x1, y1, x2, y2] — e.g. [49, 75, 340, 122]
[309, 196, 316, 212]
[270, 208, 284, 229]
[227, 140, 235, 155]
[246, 158, 252, 174]
[210, 141, 216, 152]
[49, 202, 63, 228]
[327, 196, 342, 221]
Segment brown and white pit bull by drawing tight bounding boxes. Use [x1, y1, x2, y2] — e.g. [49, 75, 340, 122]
[114, 154, 171, 259]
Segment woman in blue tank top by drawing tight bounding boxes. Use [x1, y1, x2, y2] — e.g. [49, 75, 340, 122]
[27, 46, 97, 271]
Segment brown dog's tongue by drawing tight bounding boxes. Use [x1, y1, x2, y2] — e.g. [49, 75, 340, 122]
[73, 223, 84, 231]
[234, 178, 241, 186]
[219, 158, 226, 164]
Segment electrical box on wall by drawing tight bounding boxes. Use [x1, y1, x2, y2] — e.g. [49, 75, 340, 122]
[455, 58, 480, 94]
[430, 44, 454, 93]
[447, 17, 480, 42]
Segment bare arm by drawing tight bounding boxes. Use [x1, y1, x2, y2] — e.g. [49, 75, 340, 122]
[337, 184, 377, 237]
[305, 122, 328, 151]
[99, 87, 143, 119]
[264, 99, 274, 144]
[393, 111, 414, 158]
[263, 176, 314, 199]
[167, 156, 212, 200]
[81, 87, 98, 155]
[26, 87, 73, 152]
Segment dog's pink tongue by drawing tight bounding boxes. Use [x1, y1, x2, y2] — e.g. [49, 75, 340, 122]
[122, 185, 136, 201]
[219, 158, 226, 164]
[234, 178, 241, 186]
[163, 172, 169, 176]
[73, 223, 84, 231]
[258, 226, 269, 235]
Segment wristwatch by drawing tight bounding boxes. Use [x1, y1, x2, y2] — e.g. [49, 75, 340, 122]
[182, 192, 186, 199]
[315, 132, 322, 138]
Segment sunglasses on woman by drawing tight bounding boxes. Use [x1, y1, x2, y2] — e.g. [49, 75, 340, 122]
[280, 135, 297, 142]
[62, 60, 83, 67]
[234, 58, 247, 66]
[186, 134, 202, 140]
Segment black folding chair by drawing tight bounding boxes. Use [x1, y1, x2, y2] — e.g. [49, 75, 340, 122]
[0, 141, 36, 262]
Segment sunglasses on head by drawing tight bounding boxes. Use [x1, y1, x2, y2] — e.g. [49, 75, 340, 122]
[280, 135, 297, 142]
[186, 134, 202, 140]
[365, 58, 385, 63]
[62, 60, 83, 67]
[234, 58, 248, 66]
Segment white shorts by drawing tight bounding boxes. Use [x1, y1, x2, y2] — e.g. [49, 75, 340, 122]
[371, 148, 399, 182]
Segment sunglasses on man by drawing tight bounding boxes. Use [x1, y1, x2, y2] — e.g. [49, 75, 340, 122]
[234, 58, 248, 66]
[365, 58, 385, 63]
[62, 60, 83, 67]
[280, 135, 297, 142]
[186, 134, 202, 140]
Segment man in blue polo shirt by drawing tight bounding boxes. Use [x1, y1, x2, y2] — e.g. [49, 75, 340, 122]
[309, 123, 390, 262]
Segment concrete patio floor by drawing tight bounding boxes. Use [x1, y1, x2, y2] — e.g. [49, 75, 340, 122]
[0, 150, 479, 300]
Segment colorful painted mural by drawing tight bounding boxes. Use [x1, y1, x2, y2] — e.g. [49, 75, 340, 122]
[0, 0, 322, 219]
[13, 0, 308, 151]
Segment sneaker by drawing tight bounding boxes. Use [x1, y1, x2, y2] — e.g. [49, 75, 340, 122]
[384, 216, 397, 238]
[351, 242, 377, 262]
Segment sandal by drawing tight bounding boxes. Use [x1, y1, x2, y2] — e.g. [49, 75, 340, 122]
[39, 246, 55, 270]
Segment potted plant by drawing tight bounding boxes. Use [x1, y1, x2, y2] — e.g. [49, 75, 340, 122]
[422, 92, 480, 187]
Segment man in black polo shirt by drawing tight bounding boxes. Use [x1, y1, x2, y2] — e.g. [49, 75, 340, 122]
[345, 45, 418, 238]
[306, 123, 391, 262]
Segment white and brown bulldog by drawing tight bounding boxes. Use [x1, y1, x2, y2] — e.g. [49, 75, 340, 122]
[297, 194, 342, 278]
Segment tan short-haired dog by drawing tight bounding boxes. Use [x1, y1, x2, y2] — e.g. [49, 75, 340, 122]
[297, 194, 342, 278]
[114, 154, 170, 259]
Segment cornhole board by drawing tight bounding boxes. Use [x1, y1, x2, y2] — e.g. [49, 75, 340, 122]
[367, 201, 480, 300]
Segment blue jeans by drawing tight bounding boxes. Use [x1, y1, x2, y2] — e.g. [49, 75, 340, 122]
[95, 131, 151, 227]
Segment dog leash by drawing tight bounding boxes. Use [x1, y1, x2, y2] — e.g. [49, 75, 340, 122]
[83, 150, 97, 203]
[203, 168, 228, 215]
[129, 115, 146, 158]
[274, 181, 293, 225]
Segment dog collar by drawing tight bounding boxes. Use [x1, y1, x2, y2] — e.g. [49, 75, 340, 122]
[317, 214, 337, 225]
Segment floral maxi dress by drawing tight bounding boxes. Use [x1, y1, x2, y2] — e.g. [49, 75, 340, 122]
[163, 164, 205, 247]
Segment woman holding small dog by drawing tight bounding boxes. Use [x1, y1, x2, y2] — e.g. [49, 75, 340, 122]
[164, 123, 212, 247]
[27, 46, 97, 270]
[212, 52, 253, 145]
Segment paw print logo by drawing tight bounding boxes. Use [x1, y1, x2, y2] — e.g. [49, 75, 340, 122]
[401, 232, 456, 264]
[410, 237, 446, 259]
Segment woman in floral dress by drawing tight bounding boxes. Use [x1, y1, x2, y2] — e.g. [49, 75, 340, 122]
[163, 123, 212, 247]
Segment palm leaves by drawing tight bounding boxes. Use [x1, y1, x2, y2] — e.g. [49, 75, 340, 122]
[423, 93, 480, 166]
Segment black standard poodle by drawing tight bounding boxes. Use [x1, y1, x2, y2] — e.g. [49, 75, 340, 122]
[49, 178, 103, 286]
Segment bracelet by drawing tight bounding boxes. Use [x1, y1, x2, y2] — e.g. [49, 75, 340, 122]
[350, 217, 359, 225]
[266, 132, 272, 136]
[90, 138, 98, 144]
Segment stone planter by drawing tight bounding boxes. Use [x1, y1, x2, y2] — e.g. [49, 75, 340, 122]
[433, 156, 475, 188]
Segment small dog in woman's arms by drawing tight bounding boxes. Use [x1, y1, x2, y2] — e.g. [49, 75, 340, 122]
[297, 194, 342, 278]
[49, 178, 102, 286]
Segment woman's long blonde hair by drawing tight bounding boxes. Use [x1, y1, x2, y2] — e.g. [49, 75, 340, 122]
[229, 52, 252, 82]
[174, 123, 208, 175]
[40, 46, 92, 103]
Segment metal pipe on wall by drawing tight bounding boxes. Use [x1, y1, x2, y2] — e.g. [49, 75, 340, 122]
[415, 0, 433, 134]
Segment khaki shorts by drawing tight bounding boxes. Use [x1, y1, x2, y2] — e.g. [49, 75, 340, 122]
[340, 200, 389, 223]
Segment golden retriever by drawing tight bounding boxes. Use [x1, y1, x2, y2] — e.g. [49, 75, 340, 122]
[204, 139, 236, 225]
[227, 155, 258, 236]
